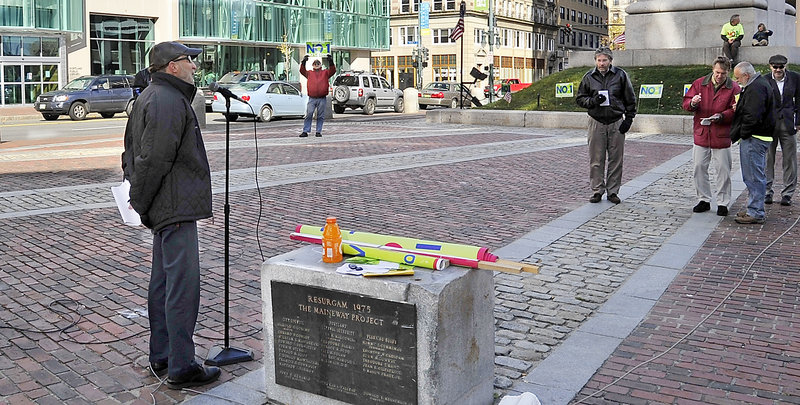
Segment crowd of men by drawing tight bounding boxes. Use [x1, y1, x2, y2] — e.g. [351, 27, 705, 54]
[577, 47, 797, 225]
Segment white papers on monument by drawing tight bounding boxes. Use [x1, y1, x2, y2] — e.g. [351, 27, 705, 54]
[111, 180, 142, 226]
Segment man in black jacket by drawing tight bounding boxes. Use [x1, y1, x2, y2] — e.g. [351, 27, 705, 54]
[121, 41, 220, 388]
[764, 54, 799, 206]
[576, 47, 637, 204]
[731, 61, 777, 224]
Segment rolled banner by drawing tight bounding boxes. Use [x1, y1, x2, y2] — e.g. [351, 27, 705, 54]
[291, 232, 449, 270]
[295, 225, 498, 266]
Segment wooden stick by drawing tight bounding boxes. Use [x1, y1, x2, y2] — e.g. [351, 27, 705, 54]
[495, 259, 539, 274]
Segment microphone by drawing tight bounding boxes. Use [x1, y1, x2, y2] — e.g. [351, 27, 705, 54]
[209, 82, 245, 102]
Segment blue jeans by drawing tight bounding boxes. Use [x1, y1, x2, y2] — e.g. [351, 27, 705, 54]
[303, 97, 327, 134]
[739, 137, 770, 219]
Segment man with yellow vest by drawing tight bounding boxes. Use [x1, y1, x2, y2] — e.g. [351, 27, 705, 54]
[721, 14, 745, 64]
[731, 61, 776, 224]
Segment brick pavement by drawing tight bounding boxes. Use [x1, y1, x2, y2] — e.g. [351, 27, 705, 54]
[0, 114, 798, 404]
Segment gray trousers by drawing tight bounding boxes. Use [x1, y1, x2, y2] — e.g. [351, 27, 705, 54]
[766, 121, 798, 199]
[588, 117, 625, 195]
[149, 221, 201, 378]
[693, 145, 732, 208]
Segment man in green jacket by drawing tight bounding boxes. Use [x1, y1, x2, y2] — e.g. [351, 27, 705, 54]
[721, 14, 745, 64]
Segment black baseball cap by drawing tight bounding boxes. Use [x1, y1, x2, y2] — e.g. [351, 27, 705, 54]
[149, 41, 202, 72]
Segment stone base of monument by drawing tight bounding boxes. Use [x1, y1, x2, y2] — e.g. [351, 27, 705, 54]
[261, 245, 495, 405]
[570, 46, 800, 68]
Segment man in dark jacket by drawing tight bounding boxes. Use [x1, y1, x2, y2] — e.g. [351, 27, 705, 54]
[121, 41, 220, 388]
[299, 54, 336, 137]
[682, 56, 740, 216]
[576, 47, 637, 204]
[731, 61, 777, 224]
[132, 67, 151, 98]
[764, 54, 799, 206]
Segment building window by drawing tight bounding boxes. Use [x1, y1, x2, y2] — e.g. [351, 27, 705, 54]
[559, 6, 565, 19]
[432, 29, 454, 44]
[90, 15, 155, 75]
[401, 0, 420, 13]
[399, 26, 419, 45]
[432, 0, 455, 11]
[432, 54, 456, 81]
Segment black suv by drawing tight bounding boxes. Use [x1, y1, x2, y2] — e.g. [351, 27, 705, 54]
[34, 75, 135, 121]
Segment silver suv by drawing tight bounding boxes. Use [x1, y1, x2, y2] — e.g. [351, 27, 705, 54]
[331, 71, 403, 115]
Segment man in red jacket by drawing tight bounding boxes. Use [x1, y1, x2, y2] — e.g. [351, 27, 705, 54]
[300, 54, 336, 137]
[682, 56, 741, 216]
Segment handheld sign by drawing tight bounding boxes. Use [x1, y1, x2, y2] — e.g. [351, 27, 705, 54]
[639, 84, 663, 99]
[306, 42, 332, 56]
[555, 82, 574, 98]
[683, 84, 691, 96]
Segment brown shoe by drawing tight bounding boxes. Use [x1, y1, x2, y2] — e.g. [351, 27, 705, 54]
[736, 211, 748, 218]
[607, 194, 621, 204]
[589, 193, 602, 203]
[734, 214, 765, 224]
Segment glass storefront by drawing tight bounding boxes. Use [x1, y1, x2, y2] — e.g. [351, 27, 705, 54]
[1, 35, 61, 105]
[89, 15, 155, 75]
[179, 0, 390, 50]
[0, 0, 83, 32]
[188, 42, 352, 85]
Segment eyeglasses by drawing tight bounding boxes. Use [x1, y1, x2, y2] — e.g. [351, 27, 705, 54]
[771, 64, 785, 70]
[172, 56, 195, 63]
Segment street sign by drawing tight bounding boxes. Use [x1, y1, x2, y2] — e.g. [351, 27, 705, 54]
[555, 82, 574, 98]
[306, 42, 332, 56]
[639, 84, 663, 99]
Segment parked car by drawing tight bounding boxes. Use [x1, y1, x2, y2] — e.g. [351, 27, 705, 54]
[210, 80, 307, 122]
[34, 74, 135, 121]
[201, 71, 275, 111]
[484, 78, 532, 98]
[331, 71, 403, 115]
[418, 82, 469, 109]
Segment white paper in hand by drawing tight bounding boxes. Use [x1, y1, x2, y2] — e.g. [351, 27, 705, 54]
[111, 180, 142, 226]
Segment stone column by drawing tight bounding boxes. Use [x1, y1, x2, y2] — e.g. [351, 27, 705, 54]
[624, 0, 796, 49]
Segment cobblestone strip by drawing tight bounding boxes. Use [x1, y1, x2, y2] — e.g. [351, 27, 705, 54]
[0, 135, 588, 218]
[489, 146, 738, 401]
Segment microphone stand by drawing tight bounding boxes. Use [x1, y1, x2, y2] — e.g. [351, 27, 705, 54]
[206, 95, 254, 366]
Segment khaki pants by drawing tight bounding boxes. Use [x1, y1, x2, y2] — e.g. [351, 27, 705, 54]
[587, 117, 625, 195]
[693, 144, 732, 208]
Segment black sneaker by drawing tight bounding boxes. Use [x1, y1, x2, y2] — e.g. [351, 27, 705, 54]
[607, 194, 621, 204]
[149, 361, 168, 378]
[781, 195, 792, 206]
[166, 364, 221, 390]
[589, 193, 603, 203]
[693, 201, 711, 213]
[716, 205, 728, 216]
[315, 132, 322, 137]
[299, 132, 308, 138]
[765, 195, 773, 204]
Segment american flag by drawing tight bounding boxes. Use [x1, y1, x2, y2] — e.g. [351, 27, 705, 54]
[613, 32, 626, 45]
[449, 3, 466, 42]
[503, 91, 512, 103]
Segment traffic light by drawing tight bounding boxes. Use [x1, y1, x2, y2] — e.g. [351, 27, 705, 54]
[420, 47, 429, 68]
[565, 24, 572, 35]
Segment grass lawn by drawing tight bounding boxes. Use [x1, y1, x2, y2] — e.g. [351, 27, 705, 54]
[481, 63, 797, 115]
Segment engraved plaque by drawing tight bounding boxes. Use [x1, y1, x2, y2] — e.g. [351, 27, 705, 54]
[271, 281, 418, 405]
